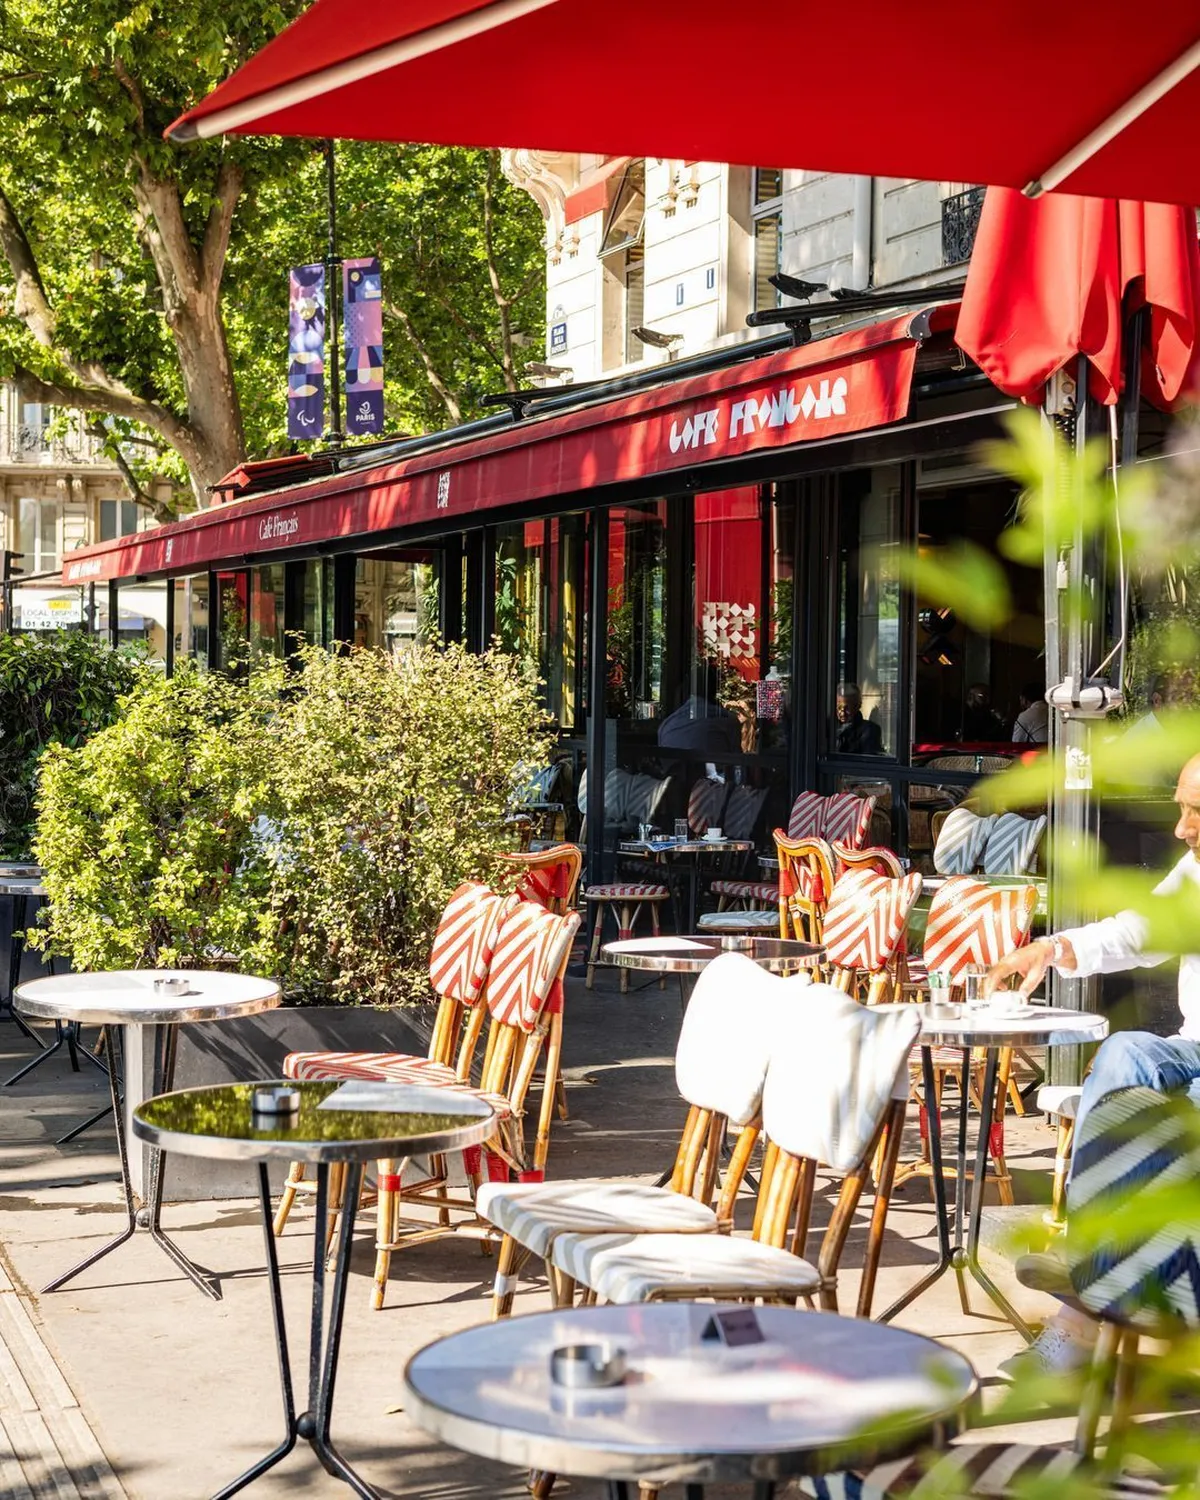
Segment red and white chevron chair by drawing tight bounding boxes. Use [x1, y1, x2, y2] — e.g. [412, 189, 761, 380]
[832, 842, 904, 879]
[712, 792, 878, 914]
[822, 868, 923, 1004]
[582, 882, 671, 992]
[776, 831, 836, 943]
[896, 876, 1038, 1204]
[370, 900, 580, 1307]
[273, 880, 516, 1241]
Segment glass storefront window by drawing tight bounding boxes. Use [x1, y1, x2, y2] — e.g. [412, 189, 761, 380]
[251, 564, 286, 659]
[172, 574, 209, 666]
[834, 466, 902, 757]
[299, 558, 328, 648]
[215, 570, 248, 671]
[494, 516, 583, 729]
[100, 581, 168, 659]
[355, 551, 439, 658]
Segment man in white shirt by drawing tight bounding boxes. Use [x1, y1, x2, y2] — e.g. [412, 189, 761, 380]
[985, 750, 1200, 1373]
[1011, 682, 1050, 745]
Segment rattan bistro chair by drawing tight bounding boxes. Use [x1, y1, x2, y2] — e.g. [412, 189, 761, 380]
[477, 950, 786, 1317]
[821, 868, 923, 1004]
[547, 986, 920, 1316]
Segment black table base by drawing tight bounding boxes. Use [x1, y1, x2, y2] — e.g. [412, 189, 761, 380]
[879, 1047, 1032, 1339]
[42, 1023, 220, 1301]
[215, 1160, 374, 1499]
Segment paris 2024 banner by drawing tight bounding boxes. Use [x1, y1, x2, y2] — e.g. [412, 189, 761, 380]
[343, 257, 384, 435]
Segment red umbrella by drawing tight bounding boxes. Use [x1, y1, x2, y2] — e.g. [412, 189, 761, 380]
[955, 187, 1200, 407]
[168, 0, 1200, 206]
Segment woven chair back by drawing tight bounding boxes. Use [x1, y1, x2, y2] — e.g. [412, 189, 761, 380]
[922, 876, 1037, 980]
[822, 869, 922, 975]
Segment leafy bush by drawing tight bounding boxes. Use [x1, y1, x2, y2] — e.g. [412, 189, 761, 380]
[31, 642, 550, 1003]
[0, 633, 145, 859]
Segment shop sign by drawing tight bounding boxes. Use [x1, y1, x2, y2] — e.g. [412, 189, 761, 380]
[257, 510, 301, 543]
[667, 376, 850, 455]
[65, 556, 103, 582]
[16, 592, 84, 630]
[550, 321, 568, 353]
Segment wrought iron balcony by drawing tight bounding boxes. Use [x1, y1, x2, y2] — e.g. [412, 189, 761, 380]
[941, 185, 986, 266]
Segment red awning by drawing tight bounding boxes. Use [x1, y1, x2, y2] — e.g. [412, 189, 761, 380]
[956, 188, 1200, 406]
[564, 157, 630, 226]
[168, 0, 1200, 206]
[63, 306, 954, 586]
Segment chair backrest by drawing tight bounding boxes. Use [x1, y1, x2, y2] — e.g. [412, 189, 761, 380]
[428, 882, 516, 1006]
[774, 830, 835, 942]
[933, 806, 996, 874]
[483, 902, 582, 1034]
[1068, 1086, 1200, 1331]
[674, 952, 793, 1126]
[722, 783, 769, 842]
[501, 844, 583, 914]
[922, 876, 1037, 980]
[981, 812, 1047, 876]
[786, 790, 876, 850]
[761, 984, 921, 1173]
[832, 842, 904, 879]
[687, 776, 728, 837]
[822, 869, 923, 976]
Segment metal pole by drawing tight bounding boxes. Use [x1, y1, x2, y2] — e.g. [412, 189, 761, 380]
[324, 139, 343, 446]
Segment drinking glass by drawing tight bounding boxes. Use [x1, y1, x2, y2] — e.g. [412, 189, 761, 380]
[674, 819, 689, 839]
[963, 966, 990, 1009]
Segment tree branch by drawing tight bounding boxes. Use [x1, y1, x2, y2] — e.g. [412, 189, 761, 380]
[384, 299, 462, 423]
[200, 160, 245, 298]
[130, 156, 202, 312]
[0, 186, 56, 347]
[85, 419, 174, 522]
[112, 56, 146, 133]
[10, 362, 195, 460]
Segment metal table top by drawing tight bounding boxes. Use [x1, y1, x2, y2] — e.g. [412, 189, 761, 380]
[879, 1001, 1109, 1049]
[403, 1304, 977, 1485]
[603, 935, 824, 974]
[133, 1079, 497, 1164]
[15, 969, 281, 1026]
[619, 839, 754, 855]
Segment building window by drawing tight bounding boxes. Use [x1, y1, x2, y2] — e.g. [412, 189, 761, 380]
[16, 497, 59, 575]
[598, 161, 648, 367]
[99, 498, 140, 542]
[17, 402, 50, 459]
[752, 169, 783, 313]
[624, 243, 646, 365]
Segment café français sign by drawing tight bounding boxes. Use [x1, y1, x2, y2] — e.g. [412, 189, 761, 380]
[258, 510, 301, 543]
[667, 376, 850, 455]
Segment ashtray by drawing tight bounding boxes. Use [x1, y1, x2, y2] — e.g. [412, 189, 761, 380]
[251, 1086, 301, 1116]
[153, 976, 193, 997]
[550, 1342, 628, 1389]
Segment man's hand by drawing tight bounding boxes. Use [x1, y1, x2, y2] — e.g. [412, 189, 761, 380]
[982, 936, 1075, 999]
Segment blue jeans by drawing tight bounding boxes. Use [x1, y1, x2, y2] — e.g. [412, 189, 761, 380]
[1069, 1030, 1200, 1183]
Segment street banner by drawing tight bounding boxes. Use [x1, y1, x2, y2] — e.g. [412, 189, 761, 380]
[287, 263, 326, 439]
[343, 256, 384, 435]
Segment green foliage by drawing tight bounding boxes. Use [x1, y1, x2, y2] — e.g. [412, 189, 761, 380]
[30, 643, 550, 1002]
[0, 632, 144, 858]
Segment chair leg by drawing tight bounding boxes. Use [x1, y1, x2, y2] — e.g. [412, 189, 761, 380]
[649, 899, 665, 989]
[1075, 1320, 1121, 1458]
[990, 1052, 1014, 1207]
[1103, 1330, 1141, 1472]
[324, 1161, 347, 1257]
[273, 1159, 306, 1236]
[533, 1012, 563, 1176]
[585, 907, 604, 989]
[1046, 1114, 1074, 1232]
[372, 1157, 399, 1311]
[491, 1234, 530, 1319]
[616, 902, 637, 992]
[858, 1098, 906, 1319]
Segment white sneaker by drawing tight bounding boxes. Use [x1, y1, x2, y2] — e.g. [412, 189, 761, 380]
[996, 1317, 1095, 1381]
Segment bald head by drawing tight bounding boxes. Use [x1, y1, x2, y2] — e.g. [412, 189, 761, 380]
[1174, 755, 1200, 857]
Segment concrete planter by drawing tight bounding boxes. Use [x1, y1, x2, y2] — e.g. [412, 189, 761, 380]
[125, 1003, 433, 1202]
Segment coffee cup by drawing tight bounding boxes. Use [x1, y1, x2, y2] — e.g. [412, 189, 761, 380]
[705, 827, 723, 842]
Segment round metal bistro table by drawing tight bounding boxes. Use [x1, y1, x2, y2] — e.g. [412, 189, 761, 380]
[134, 1080, 497, 1500]
[16, 970, 280, 1300]
[403, 1303, 978, 1498]
[878, 1003, 1109, 1336]
[603, 934, 824, 978]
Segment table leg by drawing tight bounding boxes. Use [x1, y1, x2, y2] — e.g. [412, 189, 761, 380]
[878, 1046, 953, 1322]
[963, 1049, 1033, 1341]
[55, 1027, 114, 1145]
[144, 1024, 221, 1300]
[1, 894, 45, 1051]
[951, 1048, 971, 1314]
[215, 1160, 380, 1499]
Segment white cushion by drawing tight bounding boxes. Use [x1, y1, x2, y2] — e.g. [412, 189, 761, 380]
[550, 1229, 821, 1304]
[933, 807, 995, 875]
[698, 909, 779, 933]
[762, 986, 920, 1173]
[1037, 1084, 1082, 1120]
[674, 952, 801, 1125]
[475, 1180, 716, 1258]
[982, 813, 1047, 876]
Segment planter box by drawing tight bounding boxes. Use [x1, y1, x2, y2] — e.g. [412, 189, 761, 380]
[125, 1004, 433, 1202]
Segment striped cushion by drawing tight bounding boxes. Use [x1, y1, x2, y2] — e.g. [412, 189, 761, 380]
[428, 882, 515, 1004]
[788, 791, 826, 840]
[981, 812, 1047, 876]
[486, 904, 581, 1032]
[709, 879, 778, 903]
[933, 808, 995, 875]
[584, 883, 670, 899]
[476, 1180, 716, 1258]
[823, 870, 922, 974]
[822, 793, 875, 849]
[281, 1051, 512, 1119]
[549, 1229, 822, 1303]
[698, 909, 779, 932]
[1068, 1086, 1200, 1329]
[800, 1441, 1121, 1500]
[922, 877, 1036, 980]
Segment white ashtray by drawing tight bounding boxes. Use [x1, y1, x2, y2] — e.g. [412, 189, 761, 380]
[252, 1086, 301, 1116]
[550, 1342, 628, 1389]
[153, 976, 193, 997]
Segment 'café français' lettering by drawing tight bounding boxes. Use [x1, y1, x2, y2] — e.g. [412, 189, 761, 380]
[667, 375, 850, 456]
[258, 511, 300, 543]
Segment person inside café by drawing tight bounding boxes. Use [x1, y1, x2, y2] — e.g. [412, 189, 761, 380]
[658, 661, 741, 758]
[835, 682, 884, 755]
[1011, 681, 1050, 744]
[961, 681, 1007, 742]
[984, 749, 1200, 1376]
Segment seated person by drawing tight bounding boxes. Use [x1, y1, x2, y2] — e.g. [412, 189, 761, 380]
[835, 682, 883, 756]
[961, 681, 1007, 741]
[1011, 681, 1049, 744]
[984, 750, 1200, 1374]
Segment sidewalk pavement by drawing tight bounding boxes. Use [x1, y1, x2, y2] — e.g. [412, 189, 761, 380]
[0, 966, 1074, 1498]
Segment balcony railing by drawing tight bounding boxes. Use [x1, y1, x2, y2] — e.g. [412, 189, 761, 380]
[941, 185, 986, 266]
[0, 423, 107, 465]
